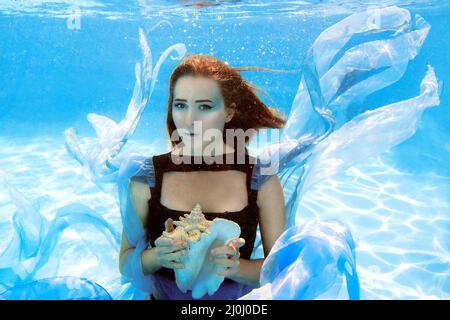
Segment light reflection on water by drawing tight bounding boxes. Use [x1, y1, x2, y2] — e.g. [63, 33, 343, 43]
[299, 156, 450, 299]
[0, 0, 449, 19]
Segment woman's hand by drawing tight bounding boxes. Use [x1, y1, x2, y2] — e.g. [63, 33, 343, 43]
[210, 238, 245, 277]
[154, 218, 188, 270]
[154, 236, 188, 269]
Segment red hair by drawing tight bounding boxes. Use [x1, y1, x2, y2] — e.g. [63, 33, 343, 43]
[166, 54, 289, 147]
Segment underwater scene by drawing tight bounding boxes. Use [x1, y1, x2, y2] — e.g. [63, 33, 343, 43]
[0, 0, 449, 300]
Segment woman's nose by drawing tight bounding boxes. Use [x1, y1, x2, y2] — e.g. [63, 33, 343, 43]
[185, 109, 196, 128]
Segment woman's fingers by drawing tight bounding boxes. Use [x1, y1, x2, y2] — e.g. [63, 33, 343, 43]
[216, 264, 239, 276]
[155, 236, 187, 248]
[168, 249, 188, 260]
[212, 246, 234, 256]
[157, 246, 185, 255]
[163, 261, 185, 269]
[230, 238, 245, 249]
[159, 247, 188, 258]
[211, 246, 239, 260]
[213, 257, 238, 267]
[209, 240, 242, 277]
[159, 249, 187, 269]
[155, 236, 173, 247]
[212, 250, 239, 260]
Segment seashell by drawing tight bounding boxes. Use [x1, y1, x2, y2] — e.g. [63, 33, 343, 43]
[162, 203, 241, 298]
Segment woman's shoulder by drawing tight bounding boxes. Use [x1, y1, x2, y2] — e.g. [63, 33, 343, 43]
[126, 154, 158, 224]
[126, 151, 171, 186]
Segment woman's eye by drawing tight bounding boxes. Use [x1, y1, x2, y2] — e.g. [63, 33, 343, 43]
[174, 103, 186, 109]
[199, 104, 213, 110]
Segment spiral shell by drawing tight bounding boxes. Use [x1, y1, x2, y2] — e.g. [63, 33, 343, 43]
[163, 203, 212, 243]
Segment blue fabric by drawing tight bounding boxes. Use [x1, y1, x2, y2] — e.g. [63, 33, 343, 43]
[0, 277, 112, 300]
[239, 220, 360, 300]
[116, 154, 157, 295]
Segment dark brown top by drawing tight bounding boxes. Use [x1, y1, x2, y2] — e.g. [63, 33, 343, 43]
[146, 148, 260, 262]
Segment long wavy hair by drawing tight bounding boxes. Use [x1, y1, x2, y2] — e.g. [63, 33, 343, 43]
[166, 54, 290, 147]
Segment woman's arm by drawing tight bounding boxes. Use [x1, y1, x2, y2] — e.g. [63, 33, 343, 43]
[119, 180, 162, 276]
[227, 175, 286, 287]
[119, 231, 162, 276]
[119, 179, 198, 277]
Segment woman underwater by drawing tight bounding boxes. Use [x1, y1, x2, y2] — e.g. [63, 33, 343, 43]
[0, 6, 440, 300]
[119, 54, 289, 300]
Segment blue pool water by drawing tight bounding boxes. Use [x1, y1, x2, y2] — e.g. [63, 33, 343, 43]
[0, 1, 449, 299]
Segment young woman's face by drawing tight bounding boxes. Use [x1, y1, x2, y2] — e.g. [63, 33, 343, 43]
[172, 75, 233, 148]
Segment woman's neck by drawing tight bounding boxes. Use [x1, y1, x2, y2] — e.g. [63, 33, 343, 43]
[171, 141, 236, 157]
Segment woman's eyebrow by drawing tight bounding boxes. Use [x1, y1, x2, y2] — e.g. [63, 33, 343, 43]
[174, 98, 213, 103]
